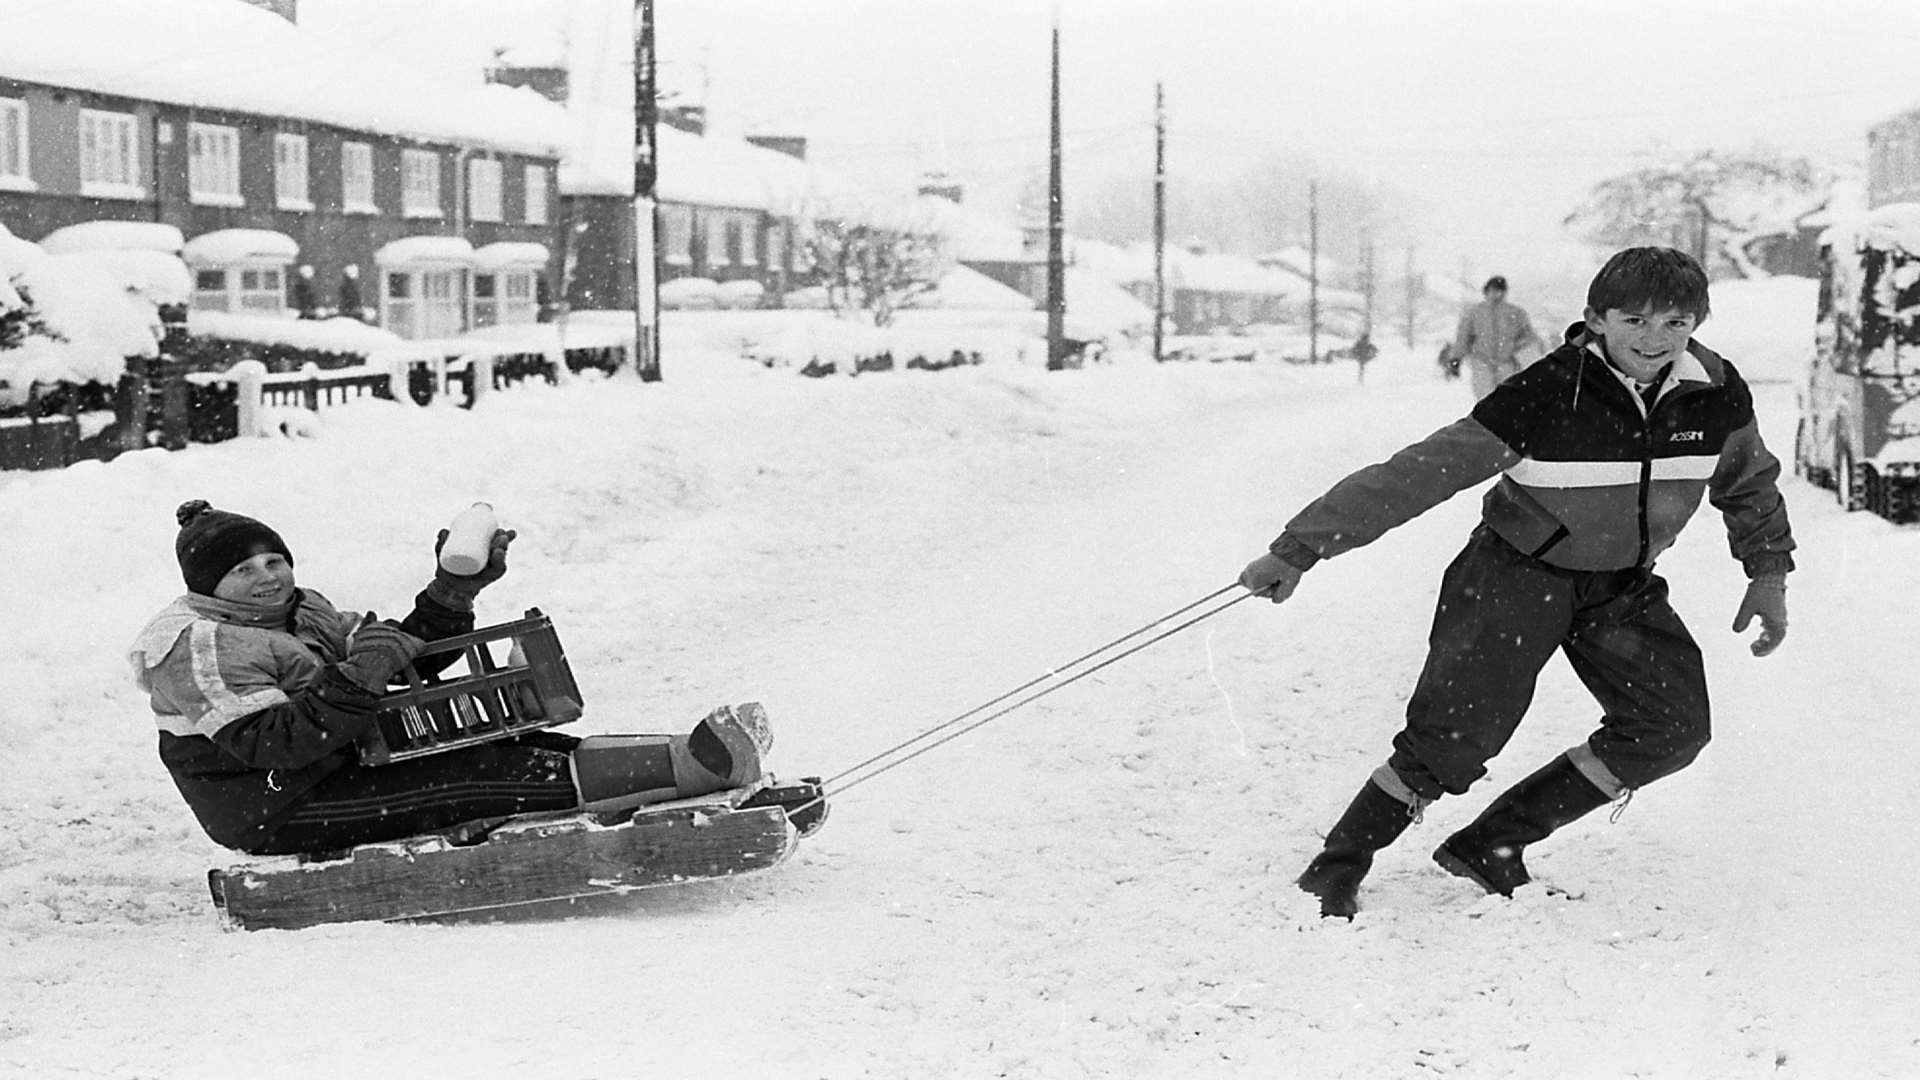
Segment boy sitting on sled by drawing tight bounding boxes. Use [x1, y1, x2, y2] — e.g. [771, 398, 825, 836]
[1239, 247, 1795, 918]
[130, 500, 772, 856]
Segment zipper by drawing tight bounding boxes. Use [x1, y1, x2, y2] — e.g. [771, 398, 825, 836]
[1635, 388, 1655, 565]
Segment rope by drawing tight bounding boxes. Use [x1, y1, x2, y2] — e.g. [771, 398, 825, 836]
[788, 584, 1254, 818]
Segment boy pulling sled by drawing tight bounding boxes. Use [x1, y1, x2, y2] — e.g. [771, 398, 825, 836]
[1239, 248, 1795, 918]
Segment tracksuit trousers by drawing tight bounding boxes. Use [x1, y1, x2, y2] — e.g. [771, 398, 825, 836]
[1386, 525, 1712, 802]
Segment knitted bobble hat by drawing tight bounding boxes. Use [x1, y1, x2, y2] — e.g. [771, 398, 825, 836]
[174, 500, 293, 596]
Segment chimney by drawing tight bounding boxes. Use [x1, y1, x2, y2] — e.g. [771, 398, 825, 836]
[238, 0, 297, 22]
[486, 59, 570, 105]
[745, 135, 808, 160]
[918, 170, 963, 203]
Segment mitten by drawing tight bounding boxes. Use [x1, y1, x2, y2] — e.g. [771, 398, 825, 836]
[1731, 573, 1788, 657]
[336, 617, 425, 691]
[1239, 552, 1305, 605]
[424, 527, 517, 610]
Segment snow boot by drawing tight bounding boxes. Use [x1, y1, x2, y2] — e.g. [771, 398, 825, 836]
[570, 703, 774, 811]
[676, 701, 774, 794]
[1432, 753, 1612, 897]
[1296, 778, 1421, 919]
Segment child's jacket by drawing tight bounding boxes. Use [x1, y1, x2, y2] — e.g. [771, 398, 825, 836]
[128, 587, 470, 850]
[1273, 325, 1795, 579]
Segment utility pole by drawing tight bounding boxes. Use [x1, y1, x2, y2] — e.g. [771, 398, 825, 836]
[633, 0, 662, 381]
[1152, 81, 1166, 364]
[1360, 225, 1375, 340]
[1045, 15, 1067, 371]
[1308, 179, 1320, 365]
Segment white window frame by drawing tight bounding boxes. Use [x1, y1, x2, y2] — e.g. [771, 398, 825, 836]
[662, 204, 693, 265]
[472, 269, 538, 328]
[341, 141, 376, 213]
[190, 262, 287, 314]
[703, 210, 729, 268]
[738, 214, 759, 267]
[274, 132, 311, 210]
[0, 97, 31, 190]
[379, 263, 469, 340]
[401, 149, 442, 218]
[79, 108, 142, 198]
[467, 157, 503, 223]
[188, 123, 243, 207]
[522, 163, 549, 225]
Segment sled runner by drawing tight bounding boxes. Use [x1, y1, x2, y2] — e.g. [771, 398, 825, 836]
[205, 610, 828, 931]
[207, 777, 827, 931]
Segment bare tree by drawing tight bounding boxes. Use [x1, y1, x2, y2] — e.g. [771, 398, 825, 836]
[1564, 144, 1827, 277]
[794, 205, 950, 328]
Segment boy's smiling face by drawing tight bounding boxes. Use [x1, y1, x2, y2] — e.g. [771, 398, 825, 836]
[1586, 305, 1699, 382]
[213, 550, 296, 607]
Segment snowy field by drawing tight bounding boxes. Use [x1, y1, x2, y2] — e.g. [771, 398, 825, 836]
[6, 278, 1919, 1079]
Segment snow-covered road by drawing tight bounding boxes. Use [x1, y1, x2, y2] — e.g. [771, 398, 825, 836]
[3, 320, 1917, 1079]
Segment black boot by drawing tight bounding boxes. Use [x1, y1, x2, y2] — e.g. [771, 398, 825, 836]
[1297, 779, 1420, 919]
[1432, 753, 1613, 897]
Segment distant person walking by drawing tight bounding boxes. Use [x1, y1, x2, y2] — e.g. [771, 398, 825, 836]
[1455, 275, 1543, 399]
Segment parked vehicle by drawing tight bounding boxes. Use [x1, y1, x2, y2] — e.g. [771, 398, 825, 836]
[1796, 203, 1920, 522]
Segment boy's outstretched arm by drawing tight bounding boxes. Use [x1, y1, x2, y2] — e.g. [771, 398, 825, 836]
[1240, 416, 1519, 602]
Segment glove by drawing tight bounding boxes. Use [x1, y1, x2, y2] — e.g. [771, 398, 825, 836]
[336, 616, 425, 692]
[1239, 552, 1305, 605]
[1731, 574, 1788, 657]
[425, 527, 518, 610]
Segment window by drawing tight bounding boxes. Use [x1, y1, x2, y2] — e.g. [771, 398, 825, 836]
[467, 157, 502, 223]
[0, 98, 28, 188]
[274, 133, 310, 210]
[382, 268, 464, 339]
[79, 108, 140, 196]
[402, 148, 441, 217]
[703, 211, 729, 268]
[738, 215, 758, 266]
[661, 204, 692, 265]
[472, 270, 537, 328]
[188, 123, 242, 206]
[341, 141, 376, 212]
[765, 222, 786, 275]
[523, 164, 549, 224]
[191, 266, 285, 313]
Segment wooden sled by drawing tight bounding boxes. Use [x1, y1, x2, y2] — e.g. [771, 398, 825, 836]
[207, 777, 827, 931]
[205, 610, 830, 931]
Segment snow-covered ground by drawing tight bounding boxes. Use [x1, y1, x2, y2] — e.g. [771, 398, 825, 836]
[5, 280, 1918, 1079]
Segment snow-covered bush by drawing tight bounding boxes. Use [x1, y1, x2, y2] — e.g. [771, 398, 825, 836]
[660, 277, 720, 310]
[2, 221, 182, 410]
[715, 279, 765, 310]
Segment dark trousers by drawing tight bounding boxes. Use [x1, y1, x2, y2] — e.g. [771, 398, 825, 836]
[1388, 526, 1711, 801]
[249, 732, 585, 855]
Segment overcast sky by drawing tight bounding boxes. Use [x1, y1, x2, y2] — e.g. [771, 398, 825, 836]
[305, 0, 1920, 304]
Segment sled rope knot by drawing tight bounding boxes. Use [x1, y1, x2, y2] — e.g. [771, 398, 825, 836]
[800, 584, 1251, 815]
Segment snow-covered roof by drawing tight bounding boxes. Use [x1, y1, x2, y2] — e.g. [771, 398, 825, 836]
[474, 242, 553, 271]
[914, 196, 1034, 263]
[182, 229, 300, 266]
[37, 222, 184, 256]
[1824, 201, 1920, 257]
[375, 236, 476, 267]
[911, 265, 1035, 311]
[0, 0, 567, 157]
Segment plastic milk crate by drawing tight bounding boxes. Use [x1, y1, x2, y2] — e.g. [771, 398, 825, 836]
[359, 607, 583, 766]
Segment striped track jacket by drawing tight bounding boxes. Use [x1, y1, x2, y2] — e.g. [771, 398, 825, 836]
[1272, 325, 1796, 579]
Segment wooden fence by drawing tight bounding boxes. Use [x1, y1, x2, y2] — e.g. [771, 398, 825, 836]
[0, 339, 633, 473]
